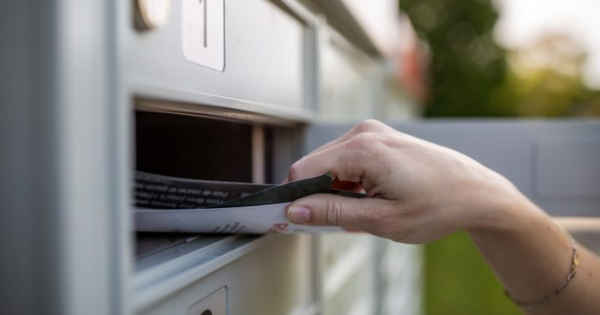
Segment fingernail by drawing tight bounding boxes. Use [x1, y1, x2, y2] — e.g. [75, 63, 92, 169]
[287, 205, 311, 224]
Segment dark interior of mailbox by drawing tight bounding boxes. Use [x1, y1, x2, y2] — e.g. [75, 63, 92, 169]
[134, 110, 277, 266]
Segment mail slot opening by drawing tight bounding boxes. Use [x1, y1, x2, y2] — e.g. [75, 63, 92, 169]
[133, 109, 282, 269]
[135, 110, 264, 182]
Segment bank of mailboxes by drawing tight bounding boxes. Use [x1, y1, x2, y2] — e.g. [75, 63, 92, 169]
[6, 1, 599, 315]
[130, 1, 421, 315]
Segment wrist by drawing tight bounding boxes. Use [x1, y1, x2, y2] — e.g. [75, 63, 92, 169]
[465, 187, 545, 237]
[462, 185, 576, 311]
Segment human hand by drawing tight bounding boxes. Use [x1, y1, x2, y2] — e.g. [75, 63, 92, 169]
[286, 120, 530, 243]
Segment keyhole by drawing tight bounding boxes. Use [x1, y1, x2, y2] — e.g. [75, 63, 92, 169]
[199, 0, 208, 47]
[201, 310, 213, 315]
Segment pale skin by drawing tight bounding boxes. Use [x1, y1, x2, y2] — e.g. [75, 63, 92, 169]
[285, 119, 600, 315]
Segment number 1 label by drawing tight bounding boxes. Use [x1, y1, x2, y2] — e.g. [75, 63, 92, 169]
[182, 0, 225, 71]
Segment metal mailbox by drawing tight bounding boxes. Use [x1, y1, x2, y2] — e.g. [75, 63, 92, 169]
[4, 1, 598, 315]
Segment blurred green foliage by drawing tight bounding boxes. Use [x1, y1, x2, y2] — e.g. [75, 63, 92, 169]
[400, 0, 513, 117]
[424, 232, 522, 315]
[399, 0, 600, 117]
[495, 62, 600, 117]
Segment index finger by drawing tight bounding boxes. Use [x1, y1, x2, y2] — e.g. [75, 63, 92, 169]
[287, 133, 388, 191]
[310, 120, 393, 155]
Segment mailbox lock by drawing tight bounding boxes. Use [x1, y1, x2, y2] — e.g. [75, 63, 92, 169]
[135, 0, 171, 30]
[187, 287, 227, 315]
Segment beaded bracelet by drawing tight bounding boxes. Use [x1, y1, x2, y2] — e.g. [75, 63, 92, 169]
[504, 243, 579, 309]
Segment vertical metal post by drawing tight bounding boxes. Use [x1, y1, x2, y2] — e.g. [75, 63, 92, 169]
[0, 1, 130, 314]
[252, 125, 266, 184]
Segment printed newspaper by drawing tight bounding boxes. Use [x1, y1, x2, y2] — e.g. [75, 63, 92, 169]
[135, 171, 364, 234]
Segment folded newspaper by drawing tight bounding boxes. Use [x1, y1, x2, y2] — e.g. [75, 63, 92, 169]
[135, 171, 365, 234]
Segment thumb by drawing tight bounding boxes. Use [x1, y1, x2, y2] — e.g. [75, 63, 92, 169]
[286, 194, 391, 230]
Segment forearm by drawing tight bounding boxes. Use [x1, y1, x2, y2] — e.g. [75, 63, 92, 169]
[468, 197, 600, 314]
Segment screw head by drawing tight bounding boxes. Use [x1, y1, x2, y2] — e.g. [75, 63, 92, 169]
[136, 0, 171, 30]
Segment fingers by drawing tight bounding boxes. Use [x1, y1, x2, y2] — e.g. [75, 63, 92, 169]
[286, 120, 393, 183]
[310, 119, 393, 155]
[288, 132, 387, 188]
[286, 193, 394, 231]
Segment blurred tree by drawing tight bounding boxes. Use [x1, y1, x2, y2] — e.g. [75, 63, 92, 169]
[571, 90, 600, 116]
[399, 0, 515, 117]
[496, 33, 600, 117]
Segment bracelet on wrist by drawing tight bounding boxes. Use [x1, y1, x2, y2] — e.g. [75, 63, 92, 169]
[504, 241, 579, 309]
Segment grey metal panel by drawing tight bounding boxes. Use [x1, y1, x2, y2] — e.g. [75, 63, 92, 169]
[1, 1, 130, 315]
[303, 123, 349, 152]
[302, 25, 320, 112]
[322, 262, 374, 315]
[271, 126, 305, 183]
[534, 199, 600, 218]
[126, 0, 306, 113]
[379, 243, 422, 315]
[1, 2, 40, 315]
[297, 0, 381, 57]
[136, 235, 314, 315]
[305, 120, 600, 217]
[536, 139, 600, 198]
[318, 32, 379, 122]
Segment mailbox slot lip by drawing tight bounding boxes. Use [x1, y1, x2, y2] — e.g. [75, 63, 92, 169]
[134, 94, 312, 126]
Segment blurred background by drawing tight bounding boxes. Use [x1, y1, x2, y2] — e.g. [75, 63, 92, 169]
[399, 0, 600, 118]
[344, 0, 600, 314]
[396, 0, 600, 314]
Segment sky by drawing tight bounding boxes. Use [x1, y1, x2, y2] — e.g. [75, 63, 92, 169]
[494, 0, 600, 87]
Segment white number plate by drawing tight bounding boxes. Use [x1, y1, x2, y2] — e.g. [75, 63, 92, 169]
[182, 0, 225, 71]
